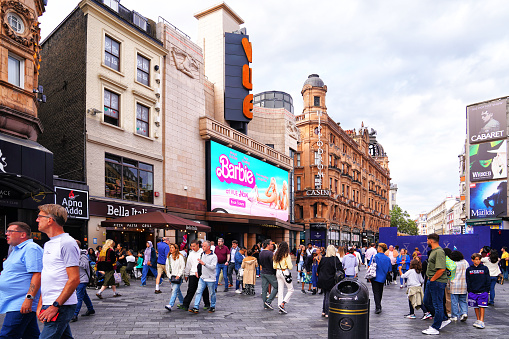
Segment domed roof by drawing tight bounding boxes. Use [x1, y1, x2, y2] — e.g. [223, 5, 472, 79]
[303, 74, 324, 88]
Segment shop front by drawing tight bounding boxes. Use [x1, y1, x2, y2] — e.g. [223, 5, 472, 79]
[352, 228, 361, 247]
[341, 226, 351, 246]
[328, 224, 340, 246]
[309, 223, 327, 248]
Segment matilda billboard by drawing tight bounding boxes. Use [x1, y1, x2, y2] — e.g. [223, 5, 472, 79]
[470, 180, 507, 219]
[468, 98, 507, 144]
[469, 140, 507, 182]
[208, 141, 289, 221]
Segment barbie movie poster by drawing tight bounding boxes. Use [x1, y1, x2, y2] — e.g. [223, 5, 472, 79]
[209, 141, 289, 221]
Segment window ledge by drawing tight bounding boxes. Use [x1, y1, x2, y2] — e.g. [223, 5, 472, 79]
[134, 80, 153, 91]
[134, 132, 154, 141]
[101, 63, 125, 77]
[100, 121, 125, 131]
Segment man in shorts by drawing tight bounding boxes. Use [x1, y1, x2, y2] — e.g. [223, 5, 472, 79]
[155, 237, 170, 294]
[466, 253, 491, 329]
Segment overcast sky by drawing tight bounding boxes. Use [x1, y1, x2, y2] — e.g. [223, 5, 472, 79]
[39, 0, 509, 217]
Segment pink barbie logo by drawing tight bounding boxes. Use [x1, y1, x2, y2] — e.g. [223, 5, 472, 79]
[216, 154, 256, 188]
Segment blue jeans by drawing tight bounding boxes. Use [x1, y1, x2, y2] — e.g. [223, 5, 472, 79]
[169, 283, 184, 307]
[194, 279, 216, 310]
[450, 293, 467, 318]
[423, 280, 447, 331]
[141, 264, 158, 285]
[39, 304, 76, 339]
[400, 269, 408, 286]
[215, 264, 228, 290]
[489, 276, 497, 304]
[74, 282, 94, 316]
[502, 266, 508, 280]
[0, 311, 39, 339]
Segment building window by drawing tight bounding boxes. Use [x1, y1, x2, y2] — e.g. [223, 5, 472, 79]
[136, 103, 149, 136]
[266, 144, 275, 149]
[314, 175, 322, 189]
[8, 54, 23, 88]
[314, 96, 320, 106]
[104, 89, 120, 126]
[104, 0, 119, 11]
[105, 153, 154, 203]
[133, 11, 148, 31]
[314, 151, 321, 165]
[296, 153, 301, 166]
[137, 54, 150, 85]
[329, 177, 333, 190]
[313, 203, 318, 218]
[298, 205, 304, 219]
[297, 176, 301, 191]
[104, 36, 120, 71]
[7, 12, 25, 33]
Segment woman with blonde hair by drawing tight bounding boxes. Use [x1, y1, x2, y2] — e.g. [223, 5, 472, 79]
[317, 245, 343, 317]
[96, 239, 121, 299]
[164, 243, 186, 311]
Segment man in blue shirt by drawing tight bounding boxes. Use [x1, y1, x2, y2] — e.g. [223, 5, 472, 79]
[155, 237, 170, 294]
[0, 221, 43, 338]
[368, 242, 392, 314]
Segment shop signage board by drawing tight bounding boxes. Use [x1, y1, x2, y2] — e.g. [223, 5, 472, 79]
[89, 200, 163, 217]
[55, 187, 89, 220]
[208, 141, 289, 221]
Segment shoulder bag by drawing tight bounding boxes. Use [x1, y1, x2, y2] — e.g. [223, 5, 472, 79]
[365, 255, 377, 280]
[279, 261, 292, 284]
[197, 253, 203, 277]
[334, 257, 345, 284]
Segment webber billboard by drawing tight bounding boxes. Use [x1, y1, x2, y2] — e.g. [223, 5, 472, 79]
[208, 141, 289, 221]
[470, 180, 507, 219]
[468, 98, 507, 144]
[469, 140, 507, 182]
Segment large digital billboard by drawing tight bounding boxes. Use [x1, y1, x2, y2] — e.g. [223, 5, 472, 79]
[468, 98, 507, 144]
[209, 141, 289, 221]
[469, 140, 507, 182]
[470, 180, 507, 219]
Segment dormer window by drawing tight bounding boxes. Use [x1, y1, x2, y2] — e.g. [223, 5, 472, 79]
[133, 11, 147, 31]
[103, 0, 119, 12]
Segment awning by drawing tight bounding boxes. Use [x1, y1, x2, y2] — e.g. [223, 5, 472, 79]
[0, 172, 55, 200]
[101, 211, 211, 232]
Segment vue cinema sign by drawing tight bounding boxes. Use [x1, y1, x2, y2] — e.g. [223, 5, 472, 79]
[224, 32, 253, 123]
[55, 187, 89, 220]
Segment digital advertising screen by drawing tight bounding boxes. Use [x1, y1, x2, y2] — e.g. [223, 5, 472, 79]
[209, 141, 289, 221]
[469, 140, 507, 182]
[470, 180, 507, 219]
[468, 98, 507, 144]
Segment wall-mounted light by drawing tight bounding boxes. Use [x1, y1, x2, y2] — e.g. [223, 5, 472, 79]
[87, 108, 103, 115]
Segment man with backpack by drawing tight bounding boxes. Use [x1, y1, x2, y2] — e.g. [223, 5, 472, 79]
[71, 240, 95, 322]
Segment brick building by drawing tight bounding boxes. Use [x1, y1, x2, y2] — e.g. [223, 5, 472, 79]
[294, 74, 391, 247]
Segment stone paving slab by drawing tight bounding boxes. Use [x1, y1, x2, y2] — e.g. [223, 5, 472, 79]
[1, 265, 508, 338]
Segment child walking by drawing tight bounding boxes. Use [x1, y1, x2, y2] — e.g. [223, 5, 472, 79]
[135, 251, 144, 279]
[466, 253, 491, 329]
[400, 259, 430, 319]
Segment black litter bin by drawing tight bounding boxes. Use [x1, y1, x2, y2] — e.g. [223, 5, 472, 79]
[328, 278, 370, 339]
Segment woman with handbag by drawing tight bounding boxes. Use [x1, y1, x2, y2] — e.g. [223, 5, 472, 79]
[317, 245, 343, 317]
[95, 239, 121, 299]
[164, 243, 186, 311]
[272, 241, 294, 314]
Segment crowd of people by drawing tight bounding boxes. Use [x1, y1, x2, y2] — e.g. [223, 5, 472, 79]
[1, 203, 508, 338]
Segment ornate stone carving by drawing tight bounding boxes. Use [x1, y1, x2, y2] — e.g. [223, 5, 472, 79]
[170, 46, 199, 79]
[286, 119, 301, 142]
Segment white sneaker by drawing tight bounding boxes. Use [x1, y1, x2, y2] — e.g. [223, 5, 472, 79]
[473, 320, 481, 328]
[422, 327, 440, 335]
[440, 319, 451, 329]
[460, 314, 468, 322]
[450, 317, 458, 321]
[235, 289, 242, 294]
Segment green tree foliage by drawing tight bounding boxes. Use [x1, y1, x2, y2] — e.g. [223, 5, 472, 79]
[390, 205, 418, 235]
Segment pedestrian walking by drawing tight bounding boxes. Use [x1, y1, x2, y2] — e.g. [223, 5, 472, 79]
[182, 240, 210, 311]
[135, 252, 143, 279]
[480, 249, 501, 305]
[342, 247, 358, 278]
[311, 251, 319, 294]
[141, 241, 158, 287]
[115, 243, 130, 286]
[95, 239, 121, 299]
[234, 247, 246, 293]
[317, 245, 343, 318]
[87, 248, 96, 262]
[466, 253, 490, 329]
[385, 245, 399, 285]
[227, 240, 239, 289]
[422, 233, 450, 335]
[214, 238, 230, 292]
[0, 222, 43, 338]
[155, 237, 170, 294]
[164, 243, 186, 312]
[252, 244, 261, 277]
[296, 244, 305, 283]
[36, 204, 81, 338]
[501, 247, 509, 281]
[449, 250, 469, 322]
[241, 249, 258, 295]
[400, 259, 428, 319]
[365, 243, 377, 265]
[273, 241, 294, 314]
[259, 239, 278, 309]
[72, 240, 95, 322]
[190, 241, 217, 314]
[397, 248, 410, 288]
[301, 251, 313, 293]
[369, 243, 392, 314]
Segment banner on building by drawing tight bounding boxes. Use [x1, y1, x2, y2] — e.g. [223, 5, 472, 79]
[469, 140, 507, 182]
[468, 98, 507, 144]
[208, 141, 289, 221]
[469, 180, 507, 219]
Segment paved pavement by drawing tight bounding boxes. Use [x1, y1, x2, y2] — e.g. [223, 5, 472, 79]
[1, 265, 508, 338]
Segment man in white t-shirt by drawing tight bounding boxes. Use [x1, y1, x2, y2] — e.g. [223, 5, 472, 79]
[365, 243, 377, 265]
[36, 204, 80, 339]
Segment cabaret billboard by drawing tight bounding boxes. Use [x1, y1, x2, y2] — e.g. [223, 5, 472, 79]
[469, 140, 507, 182]
[469, 180, 507, 219]
[468, 98, 507, 144]
[207, 141, 289, 221]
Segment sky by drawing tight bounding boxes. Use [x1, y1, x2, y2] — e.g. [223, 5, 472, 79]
[38, 0, 509, 217]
